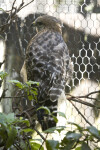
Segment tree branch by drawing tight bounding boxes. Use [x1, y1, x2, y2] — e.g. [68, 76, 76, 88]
[0, 0, 34, 33]
[66, 90, 100, 109]
[70, 101, 92, 126]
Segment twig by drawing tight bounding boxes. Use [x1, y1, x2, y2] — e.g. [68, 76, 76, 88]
[0, 0, 34, 33]
[0, 89, 7, 102]
[84, 97, 98, 101]
[19, 0, 34, 11]
[34, 127, 46, 141]
[70, 101, 92, 126]
[14, 143, 23, 150]
[67, 97, 100, 109]
[84, 90, 100, 97]
[15, 20, 24, 56]
[23, 111, 32, 124]
[39, 134, 48, 150]
[16, 110, 32, 124]
[6, 0, 17, 23]
[66, 90, 100, 109]
[26, 136, 32, 150]
[3, 96, 25, 98]
[66, 90, 100, 100]
[0, 60, 5, 68]
[11, 0, 16, 15]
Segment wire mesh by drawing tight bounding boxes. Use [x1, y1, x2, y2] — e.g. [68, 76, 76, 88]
[0, 0, 100, 142]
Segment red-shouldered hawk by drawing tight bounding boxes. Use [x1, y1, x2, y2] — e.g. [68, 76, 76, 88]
[21, 15, 72, 130]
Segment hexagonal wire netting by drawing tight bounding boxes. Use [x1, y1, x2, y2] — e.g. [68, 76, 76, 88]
[0, 0, 100, 144]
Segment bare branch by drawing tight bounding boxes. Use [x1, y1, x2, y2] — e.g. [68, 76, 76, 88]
[19, 0, 34, 11]
[66, 90, 100, 126]
[39, 134, 48, 150]
[0, 60, 5, 68]
[67, 96, 100, 109]
[0, 0, 34, 33]
[34, 127, 46, 141]
[84, 90, 100, 97]
[66, 90, 100, 109]
[70, 101, 92, 126]
[66, 90, 100, 100]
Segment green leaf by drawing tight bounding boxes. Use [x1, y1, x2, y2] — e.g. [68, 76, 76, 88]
[30, 139, 42, 143]
[87, 126, 100, 139]
[68, 122, 83, 131]
[46, 140, 59, 150]
[0, 125, 7, 140]
[44, 126, 65, 133]
[28, 95, 33, 100]
[21, 120, 30, 127]
[31, 88, 38, 96]
[0, 113, 15, 125]
[57, 111, 66, 119]
[37, 106, 51, 115]
[56, 126, 66, 133]
[66, 132, 82, 141]
[0, 71, 8, 80]
[61, 138, 76, 150]
[60, 131, 82, 150]
[21, 128, 34, 133]
[16, 119, 30, 127]
[82, 142, 91, 150]
[44, 127, 57, 133]
[51, 115, 58, 123]
[20, 139, 27, 150]
[26, 81, 39, 86]
[6, 126, 17, 148]
[30, 142, 44, 150]
[6, 113, 15, 124]
[0, 113, 7, 124]
[9, 80, 24, 89]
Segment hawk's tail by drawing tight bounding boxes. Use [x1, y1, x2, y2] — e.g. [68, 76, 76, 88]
[37, 100, 57, 131]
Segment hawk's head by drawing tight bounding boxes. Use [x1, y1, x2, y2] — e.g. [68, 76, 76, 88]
[33, 15, 63, 33]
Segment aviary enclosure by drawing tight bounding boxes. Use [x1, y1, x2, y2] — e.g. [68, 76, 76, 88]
[0, 0, 100, 149]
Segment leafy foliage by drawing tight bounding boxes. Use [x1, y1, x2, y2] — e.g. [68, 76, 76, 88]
[0, 70, 100, 149]
[9, 80, 39, 101]
[0, 112, 44, 149]
[44, 122, 100, 150]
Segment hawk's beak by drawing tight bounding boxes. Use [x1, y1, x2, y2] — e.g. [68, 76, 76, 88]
[30, 21, 36, 27]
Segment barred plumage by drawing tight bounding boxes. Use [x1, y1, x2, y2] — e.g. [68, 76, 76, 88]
[21, 15, 72, 130]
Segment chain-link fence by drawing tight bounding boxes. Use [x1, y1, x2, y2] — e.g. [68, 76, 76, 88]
[0, 0, 100, 142]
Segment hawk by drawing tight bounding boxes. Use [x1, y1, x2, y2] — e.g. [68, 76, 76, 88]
[21, 15, 72, 130]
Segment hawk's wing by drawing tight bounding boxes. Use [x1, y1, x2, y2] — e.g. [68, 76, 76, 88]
[26, 30, 70, 100]
[21, 30, 71, 130]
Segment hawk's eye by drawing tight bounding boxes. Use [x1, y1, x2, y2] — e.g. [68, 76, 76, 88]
[37, 22, 43, 26]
